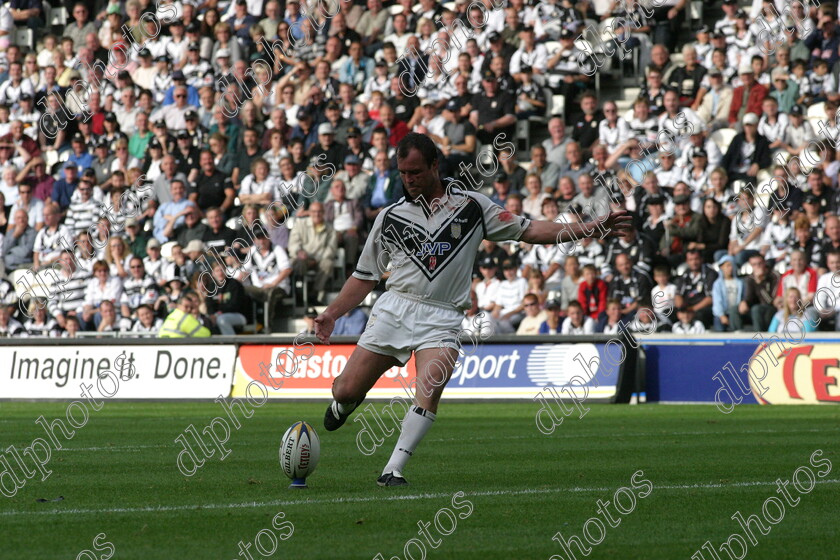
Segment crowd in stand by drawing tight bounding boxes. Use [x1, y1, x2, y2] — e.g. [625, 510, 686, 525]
[0, 0, 837, 338]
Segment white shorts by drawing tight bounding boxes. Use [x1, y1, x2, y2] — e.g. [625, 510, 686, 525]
[357, 291, 464, 366]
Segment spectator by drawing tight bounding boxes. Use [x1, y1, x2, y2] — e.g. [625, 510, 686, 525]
[0, 305, 24, 337]
[674, 249, 718, 327]
[493, 258, 528, 334]
[539, 299, 563, 334]
[120, 256, 158, 320]
[561, 300, 596, 334]
[542, 116, 571, 168]
[51, 162, 79, 210]
[324, 179, 364, 268]
[712, 255, 744, 331]
[125, 303, 163, 335]
[288, 201, 337, 304]
[333, 308, 369, 335]
[671, 306, 706, 334]
[728, 188, 768, 266]
[203, 261, 250, 335]
[688, 198, 731, 264]
[728, 63, 768, 126]
[192, 150, 235, 215]
[578, 264, 608, 320]
[364, 150, 402, 221]
[475, 256, 501, 318]
[597, 298, 628, 334]
[3, 208, 35, 268]
[153, 180, 192, 243]
[776, 250, 818, 308]
[64, 178, 99, 235]
[650, 264, 676, 322]
[768, 287, 819, 334]
[32, 202, 71, 269]
[23, 300, 59, 338]
[470, 69, 515, 145]
[245, 229, 292, 325]
[170, 204, 208, 248]
[609, 253, 652, 317]
[516, 293, 546, 335]
[44, 251, 91, 328]
[81, 260, 123, 330]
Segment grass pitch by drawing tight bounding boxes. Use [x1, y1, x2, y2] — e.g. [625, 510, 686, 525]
[0, 402, 838, 560]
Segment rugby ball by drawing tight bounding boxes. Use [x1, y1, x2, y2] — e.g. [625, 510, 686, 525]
[280, 421, 320, 488]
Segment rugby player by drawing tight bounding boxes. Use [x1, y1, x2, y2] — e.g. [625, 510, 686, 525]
[315, 133, 632, 486]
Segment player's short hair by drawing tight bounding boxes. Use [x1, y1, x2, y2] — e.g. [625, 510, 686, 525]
[396, 132, 438, 168]
[582, 264, 597, 274]
[653, 265, 670, 277]
[567, 300, 583, 311]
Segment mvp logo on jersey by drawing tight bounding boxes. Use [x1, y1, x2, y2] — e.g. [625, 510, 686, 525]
[416, 242, 452, 257]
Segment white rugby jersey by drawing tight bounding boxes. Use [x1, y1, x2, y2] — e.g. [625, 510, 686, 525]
[353, 188, 532, 311]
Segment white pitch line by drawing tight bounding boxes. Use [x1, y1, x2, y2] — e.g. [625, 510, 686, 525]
[48, 427, 840, 451]
[60, 444, 170, 452]
[2, 479, 839, 518]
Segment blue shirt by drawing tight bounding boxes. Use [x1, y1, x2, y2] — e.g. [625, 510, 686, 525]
[153, 199, 192, 242]
[66, 152, 94, 171]
[333, 308, 368, 336]
[51, 178, 78, 209]
[370, 170, 389, 208]
[162, 85, 200, 107]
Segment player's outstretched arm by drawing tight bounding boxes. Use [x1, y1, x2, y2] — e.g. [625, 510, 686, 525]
[314, 277, 379, 344]
[519, 209, 633, 245]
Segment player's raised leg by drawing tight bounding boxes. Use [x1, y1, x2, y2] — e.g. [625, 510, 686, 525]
[378, 345, 460, 487]
[324, 346, 400, 431]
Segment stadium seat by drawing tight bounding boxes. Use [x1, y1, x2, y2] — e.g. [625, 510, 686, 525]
[807, 102, 826, 129]
[543, 41, 561, 56]
[43, 149, 59, 170]
[161, 241, 177, 262]
[14, 28, 33, 49]
[49, 4, 66, 26]
[689, 0, 703, 25]
[573, 38, 602, 97]
[42, 1, 51, 28]
[709, 128, 736, 153]
[551, 94, 564, 119]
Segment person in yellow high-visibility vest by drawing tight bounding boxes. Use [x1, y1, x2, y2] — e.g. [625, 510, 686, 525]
[159, 291, 211, 338]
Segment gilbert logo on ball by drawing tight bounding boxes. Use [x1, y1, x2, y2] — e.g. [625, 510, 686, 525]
[280, 421, 320, 488]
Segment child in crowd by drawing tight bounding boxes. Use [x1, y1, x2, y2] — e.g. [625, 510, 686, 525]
[672, 306, 706, 334]
[651, 265, 676, 324]
[578, 263, 609, 320]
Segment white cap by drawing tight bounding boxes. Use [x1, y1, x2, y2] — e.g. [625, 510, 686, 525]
[742, 112, 759, 126]
[317, 122, 335, 135]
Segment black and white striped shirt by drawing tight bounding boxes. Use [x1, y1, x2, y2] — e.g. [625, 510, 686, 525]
[48, 268, 92, 317]
[65, 200, 101, 234]
[33, 225, 73, 262]
[120, 275, 159, 311]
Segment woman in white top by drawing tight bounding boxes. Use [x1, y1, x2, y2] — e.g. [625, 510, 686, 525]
[240, 158, 278, 207]
[105, 236, 134, 279]
[522, 173, 549, 220]
[82, 260, 124, 327]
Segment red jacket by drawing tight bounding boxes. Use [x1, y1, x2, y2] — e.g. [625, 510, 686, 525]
[387, 120, 410, 147]
[728, 83, 768, 125]
[578, 278, 609, 319]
